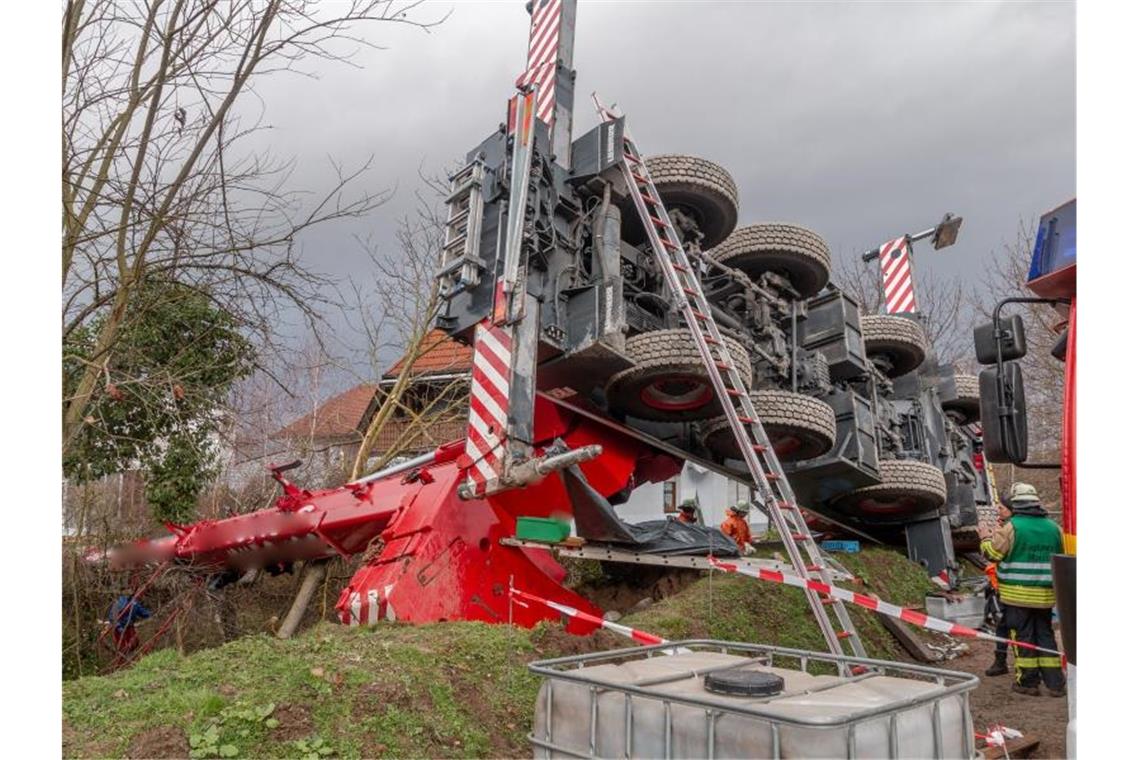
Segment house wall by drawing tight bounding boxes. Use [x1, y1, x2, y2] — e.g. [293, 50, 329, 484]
[616, 461, 770, 534]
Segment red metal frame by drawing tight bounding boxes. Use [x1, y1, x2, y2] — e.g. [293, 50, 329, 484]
[1061, 297, 1076, 552]
[101, 397, 677, 633]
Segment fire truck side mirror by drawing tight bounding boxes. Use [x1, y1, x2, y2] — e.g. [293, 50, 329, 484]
[973, 315, 1027, 365]
[978, 363, 1028, 463]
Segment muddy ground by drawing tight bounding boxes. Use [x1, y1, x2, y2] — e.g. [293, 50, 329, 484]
[951, 633, 1069, 758]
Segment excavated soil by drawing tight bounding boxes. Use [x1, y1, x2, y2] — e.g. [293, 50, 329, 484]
[573, 564, 704, 615]
[269, 703, 314, 742]
[125, 725, 188, 759]
[952, 633, 1069, 758]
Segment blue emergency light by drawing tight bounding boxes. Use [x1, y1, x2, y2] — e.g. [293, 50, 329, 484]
[1027, 199, 1076, 298]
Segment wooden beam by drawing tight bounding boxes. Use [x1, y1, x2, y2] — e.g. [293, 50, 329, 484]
[876, 611, 938, 662]
[981, 734, 1039, 759]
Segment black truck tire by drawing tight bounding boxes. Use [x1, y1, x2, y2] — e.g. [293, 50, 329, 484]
[860, 314, 928, 378]
[831, 459, 947, 521]
[707, 223, 832, 298]
[605, 329, 752, 421]
[940, 373, 981, 424]
[622, 154, 739, 249]
[702, 389, 836, 462]
[951, 526, 982, 552]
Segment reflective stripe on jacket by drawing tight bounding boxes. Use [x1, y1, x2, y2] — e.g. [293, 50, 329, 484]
[981, 513, 1062, 609]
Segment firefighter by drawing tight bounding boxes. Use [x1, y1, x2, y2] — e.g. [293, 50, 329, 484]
[984, 501, 1014, 676]
[980, 483, 1065, 696]
[677, 498, 700, 525]
[721, 501, 756, 555]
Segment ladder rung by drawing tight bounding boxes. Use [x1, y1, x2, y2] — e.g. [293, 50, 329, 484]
[443, 179, 478, 204]
[608, 107, 864, 662]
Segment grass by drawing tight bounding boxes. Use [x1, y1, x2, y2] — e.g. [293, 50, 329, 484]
[621, 547, 934, 663]
[63, 548, 933, 758]
[63, 622, 559, 759]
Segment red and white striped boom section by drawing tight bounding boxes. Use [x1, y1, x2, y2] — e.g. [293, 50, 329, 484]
[519, 0, 562, 125]
[879, 235, 917, 313]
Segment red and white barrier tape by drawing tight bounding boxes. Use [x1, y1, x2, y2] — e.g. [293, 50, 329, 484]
[508, 586, 667, 646]
[707, 557, 1064, 658]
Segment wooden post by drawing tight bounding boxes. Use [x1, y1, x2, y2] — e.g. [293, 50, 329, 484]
[276, 560, 329, 639]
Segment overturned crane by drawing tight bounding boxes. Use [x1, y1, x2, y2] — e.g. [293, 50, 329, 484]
[101, 0, 988, 643]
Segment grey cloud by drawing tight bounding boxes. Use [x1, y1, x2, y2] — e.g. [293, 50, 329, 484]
[240, 0, 1074, 373]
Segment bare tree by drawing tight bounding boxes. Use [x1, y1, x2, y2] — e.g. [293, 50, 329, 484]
[346, 180, 470, 480]
[832, 247, 970, 365]
[62, 0, 444, 459]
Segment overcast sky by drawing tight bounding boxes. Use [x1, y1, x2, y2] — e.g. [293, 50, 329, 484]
[250, 0, 1075, 383]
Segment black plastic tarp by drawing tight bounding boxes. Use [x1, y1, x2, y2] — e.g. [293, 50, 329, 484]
[563, 465, 740, 557]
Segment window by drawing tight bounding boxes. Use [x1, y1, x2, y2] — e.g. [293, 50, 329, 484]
[663, 480, 677, 513]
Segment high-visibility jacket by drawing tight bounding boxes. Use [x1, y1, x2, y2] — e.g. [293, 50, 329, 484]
[720, 512, 752, 551]
[980, 512, 1062, 608]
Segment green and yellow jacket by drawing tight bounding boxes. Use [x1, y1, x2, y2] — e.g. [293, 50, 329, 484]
[980, 505, 1063, 609]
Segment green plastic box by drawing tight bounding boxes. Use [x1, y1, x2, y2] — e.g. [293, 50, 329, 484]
[516, 517, 571, 544]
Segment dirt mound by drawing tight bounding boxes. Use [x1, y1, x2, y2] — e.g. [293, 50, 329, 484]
[269, 704, 313, 742]
[531, 623, 627, 657]
[65, 548, 1000, 759]
[126, 726, 188, 759]
[566, 560, 703, 615]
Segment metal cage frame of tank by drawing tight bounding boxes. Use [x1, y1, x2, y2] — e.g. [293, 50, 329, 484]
[528, 640, 978, 759]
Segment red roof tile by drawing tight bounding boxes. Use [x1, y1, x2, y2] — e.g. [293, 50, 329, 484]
[272, 384, 378, 442]
[383, 329, 472, 378]
[366, 416, 467, 456]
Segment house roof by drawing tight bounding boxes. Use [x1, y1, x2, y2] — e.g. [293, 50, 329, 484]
[383, 329, 473, 378]
[272, 383, 378, 442]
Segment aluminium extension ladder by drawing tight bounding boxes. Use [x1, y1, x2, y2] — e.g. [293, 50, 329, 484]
[594, 96, 866, 661]
[436, 159, 487, 299]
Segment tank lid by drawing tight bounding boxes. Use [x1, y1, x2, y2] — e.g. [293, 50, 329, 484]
[703, 669, 784, 697]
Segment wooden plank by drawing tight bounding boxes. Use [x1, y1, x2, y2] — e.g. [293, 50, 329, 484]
[876, 611, 938, 662]
[980, 734, 1040, 759]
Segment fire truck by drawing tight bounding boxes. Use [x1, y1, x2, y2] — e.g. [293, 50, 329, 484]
[974, 198, 1076, 755]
